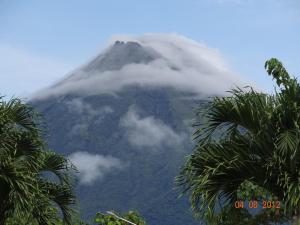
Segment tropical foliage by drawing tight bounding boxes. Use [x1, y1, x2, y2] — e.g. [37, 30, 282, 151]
[177, 58, 300, 224]
[0, 97, 76, 225]
[94, 210, 146, 225]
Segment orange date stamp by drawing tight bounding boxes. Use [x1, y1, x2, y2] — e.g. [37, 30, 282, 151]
[234, 200, 281, 209]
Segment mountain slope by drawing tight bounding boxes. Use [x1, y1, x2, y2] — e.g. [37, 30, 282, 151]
[33, 87, 202, 225]
[31, 34, 241, 225]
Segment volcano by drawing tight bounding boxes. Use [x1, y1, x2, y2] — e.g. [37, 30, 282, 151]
[31, 34, 243, 225]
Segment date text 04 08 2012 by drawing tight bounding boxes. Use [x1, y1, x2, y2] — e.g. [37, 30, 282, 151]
[234, 200, 280, 209]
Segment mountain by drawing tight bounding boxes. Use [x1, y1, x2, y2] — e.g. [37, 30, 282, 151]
[31, 34, 241, 225]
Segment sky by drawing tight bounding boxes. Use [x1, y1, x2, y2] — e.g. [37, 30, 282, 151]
[0, 0, 300, 99]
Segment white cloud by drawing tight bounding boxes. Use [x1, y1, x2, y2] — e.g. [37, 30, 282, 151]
[32, 34, 249, 100]
[66, 98, 97, 116]
[69, 151, 124, 185]
[120, 106, 186, 150]
[69, 123, 88, 137]
[66, 98, 113, 116]
[0, 44, 73, 99]
[65, 98, 114, 136]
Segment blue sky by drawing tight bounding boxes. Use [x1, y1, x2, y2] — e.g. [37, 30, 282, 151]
[1, 0, 299, 98]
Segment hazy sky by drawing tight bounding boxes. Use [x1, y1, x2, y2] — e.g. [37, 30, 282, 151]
[0, 0, 299, 98]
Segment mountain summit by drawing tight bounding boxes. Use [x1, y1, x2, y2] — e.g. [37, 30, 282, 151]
[33, 34, 244, 101]
[31, 34, 243, 225]
[83, 41, 161, 72]
[71, 41, 161, 79]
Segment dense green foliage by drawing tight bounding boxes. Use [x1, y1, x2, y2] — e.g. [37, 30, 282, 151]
[94, 210, 146, 225]
[53, 210, 146, 225]
[0, 97, 76, 225]
[203, 204, 286, 225]
[177, 58, 300, 224]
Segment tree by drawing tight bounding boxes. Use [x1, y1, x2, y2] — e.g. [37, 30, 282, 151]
[94, 210, 146, 225]
[177, 58, 300, 224]
[0, 97, 76, 225]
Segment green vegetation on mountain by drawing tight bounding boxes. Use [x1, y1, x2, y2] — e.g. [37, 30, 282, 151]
[94, 210, 146, 225]
[177, 58, 300, 224]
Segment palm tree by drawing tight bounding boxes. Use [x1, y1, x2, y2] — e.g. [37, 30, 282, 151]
[0, 97, 76, 225]
[177, 58, 300, 224]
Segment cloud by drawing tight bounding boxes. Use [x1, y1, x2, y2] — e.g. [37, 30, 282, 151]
[69, 151, 124, 185]
[66, 98, 113, 117]
[66, 98, 98, 116]
[120, 106, 186, 150]
[32, 34, 249, 100]
[0, 44, 73, 99]
[65, 98, 114, 136]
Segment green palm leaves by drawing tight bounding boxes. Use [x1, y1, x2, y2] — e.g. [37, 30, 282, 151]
[177, 58, 300, 222]
[0, 97, 76, 225]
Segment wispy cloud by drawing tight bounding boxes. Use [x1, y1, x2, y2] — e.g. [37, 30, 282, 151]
[65, 98, 114, 136]
[32, 34, 248, 100]
[66, 98, 113, 117]
[0, 44, 73, 99]
[69, 151, 125, 185]
[120, 106, 186, 150]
